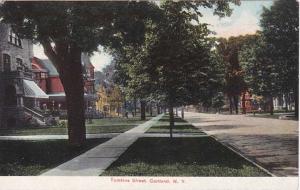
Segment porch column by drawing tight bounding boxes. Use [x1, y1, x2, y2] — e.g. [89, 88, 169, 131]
[18, 96, 24, 107]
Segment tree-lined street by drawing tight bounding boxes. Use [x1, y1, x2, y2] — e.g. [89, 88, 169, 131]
[0, 0, 298, 183]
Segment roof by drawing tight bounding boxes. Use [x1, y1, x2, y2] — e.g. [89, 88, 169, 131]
[48, 92, 97, 101]
[33, 57, 59, 77]
[40, 59, 59, 77]
[33, 53, 93, 77]
[23, 79, 49, 99]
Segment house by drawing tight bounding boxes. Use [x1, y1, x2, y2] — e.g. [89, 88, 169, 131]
[0, 24, 48, 128]
[31, 53, 97, 114]
[96, 82, 123, 117]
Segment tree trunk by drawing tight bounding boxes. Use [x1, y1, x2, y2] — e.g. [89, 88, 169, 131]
[284, 93, 289, 112]
[181, 107, 184, 119]
[134, 98, 137, 116]
[157, 103, 160, 114]
[124, 98, 127, 117]
[42, 41, 87, 145]
[294, 86, 298, 118]
[168, 103, 174, 139]
[140, 100, 146, 120]
[270, 96, 274, 115]
[233, 96, 239, 114]
[175, 107, 178, 116]
[60, 51, 86, 146]
[229, 96, 233, 114]
[242, 92, 246, 114]
[150, 102, 153, 117]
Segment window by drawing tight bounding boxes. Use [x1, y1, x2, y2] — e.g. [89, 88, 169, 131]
[41, 72, 47, 79]
[8, 29, 22, 47]
[3, 54, 11, 71]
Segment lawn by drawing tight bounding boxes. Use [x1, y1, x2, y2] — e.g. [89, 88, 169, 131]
[0, 117, 148, 136]
[0, 138, 109, 175]
[102, 137, 268, 176]
[146, 115, 204, 134]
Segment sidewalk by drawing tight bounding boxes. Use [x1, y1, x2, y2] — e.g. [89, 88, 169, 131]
[0, 133, 120, 141]
[41, 114, 164, 176]
[0, 133, 206, 141]
[184, 111, 298, 176]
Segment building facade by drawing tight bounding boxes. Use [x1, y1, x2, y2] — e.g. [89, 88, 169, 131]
[0, 24, 98, 127]
[96, 83, 123, 117]
[0, 24, 48, 128]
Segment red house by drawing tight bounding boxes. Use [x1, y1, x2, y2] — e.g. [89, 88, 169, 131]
[31, 54, 96, 112]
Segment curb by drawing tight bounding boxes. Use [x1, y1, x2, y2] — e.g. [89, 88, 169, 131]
[210, 134, 277, 177]
[182, 115, 277, 177]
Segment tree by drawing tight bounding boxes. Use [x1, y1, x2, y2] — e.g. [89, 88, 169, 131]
[239, 33, 280, 115]
[212, 92, 225, 113]
[142, 1, 236, 138]
[0, 1, 159, 145]
[217, 36, 256, 114]
[200, 46, 226, 112]
[113, 0, 237, 138]
[113, 44, 156, 120]
[260, 0, 299, 117]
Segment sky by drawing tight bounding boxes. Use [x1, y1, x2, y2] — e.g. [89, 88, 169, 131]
[33, 1, 273, 71]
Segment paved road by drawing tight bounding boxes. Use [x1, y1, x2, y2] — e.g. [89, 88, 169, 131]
[184, 112, 298, 177]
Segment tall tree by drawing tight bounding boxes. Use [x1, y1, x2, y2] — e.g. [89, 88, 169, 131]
[0, 1, 159, 145]
[239, 33, 280, 115]
[217, 36, 249, 114]
[260, 0, 299, 117]
[144, 1, 236, 138]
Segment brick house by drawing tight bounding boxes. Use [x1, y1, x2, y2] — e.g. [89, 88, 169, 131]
[31, 53, 97, 113]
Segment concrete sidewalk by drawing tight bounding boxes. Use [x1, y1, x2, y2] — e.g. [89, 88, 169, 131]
[0, 133, 207, 141]
[184, 111, 298, 176]
[41, 114, 164, 176]
[0, 133, 120, 141]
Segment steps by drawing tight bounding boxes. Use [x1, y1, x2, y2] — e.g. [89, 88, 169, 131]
[23, 106, 46, 126]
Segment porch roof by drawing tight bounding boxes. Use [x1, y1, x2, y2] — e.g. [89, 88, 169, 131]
[23, 79, 49, 99]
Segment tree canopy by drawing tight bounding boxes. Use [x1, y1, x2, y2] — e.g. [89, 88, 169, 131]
[113, 0, 238, 137]
[0, 1, 161, 145]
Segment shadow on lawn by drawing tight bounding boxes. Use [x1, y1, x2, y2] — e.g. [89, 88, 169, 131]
[151, 124, 198, 130]
[159, 118, 187, 123]
[102, 137, 269, 176]
[0, 138, 109, 176]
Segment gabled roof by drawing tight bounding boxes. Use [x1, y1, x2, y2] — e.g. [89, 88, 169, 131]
[40, 59, 59, 77]
[34, 53, 93, 77]
[33, 57, 59, 77]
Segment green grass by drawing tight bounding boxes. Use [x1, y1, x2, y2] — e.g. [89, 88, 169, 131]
[101, 137, 268, 176]
[0, 138, 109, 176]
[146, 115, 204, 134]
[0, 117, 148, 136]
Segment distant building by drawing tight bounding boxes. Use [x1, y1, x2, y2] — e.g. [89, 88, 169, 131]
[96, 82, 123, 117]
[0, 23, 48, 128]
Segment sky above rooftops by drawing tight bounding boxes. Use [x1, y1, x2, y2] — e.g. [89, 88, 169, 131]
[33, 1, 273, 71]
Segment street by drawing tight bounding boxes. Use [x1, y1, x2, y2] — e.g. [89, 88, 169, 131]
[184, 112, 298, 176]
